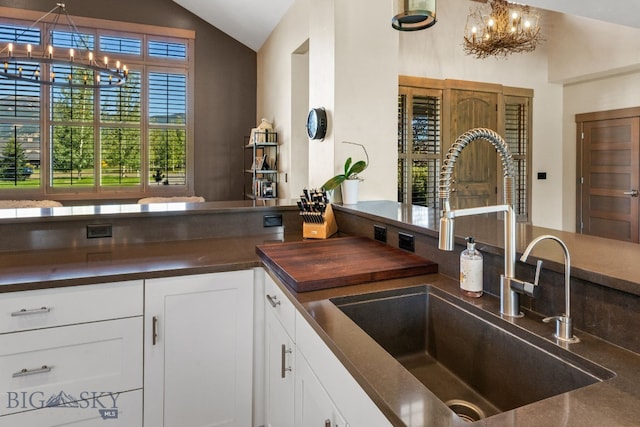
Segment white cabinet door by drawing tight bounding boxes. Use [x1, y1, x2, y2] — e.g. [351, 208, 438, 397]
[144, 270, 254, 427]
[295, 352, 348, 427]
[264, 308, 294, 427]
[295, 311, 391, 427]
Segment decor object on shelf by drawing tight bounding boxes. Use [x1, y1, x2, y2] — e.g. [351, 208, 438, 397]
[463, 0, 542, 59]
[322, 141, 369, 205]
[392, 0, 437, 31]
[249, 118, 274, 145]
[306, 107, 327, 140]
[0, 3, 128, 88]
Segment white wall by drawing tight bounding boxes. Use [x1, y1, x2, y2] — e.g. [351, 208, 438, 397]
[547, 14, 640, 83]
[331, 0, 398, 202]
[533, 9, 640, 231]
[257, 0, 398, 202]
[257, 0, 310, 200]
[548, 14, 640, 230]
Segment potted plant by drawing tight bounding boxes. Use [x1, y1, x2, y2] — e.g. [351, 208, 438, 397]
[322, 141, 369, 204]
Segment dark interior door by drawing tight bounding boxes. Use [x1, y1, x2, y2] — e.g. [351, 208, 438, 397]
[580, 117, 639, 242]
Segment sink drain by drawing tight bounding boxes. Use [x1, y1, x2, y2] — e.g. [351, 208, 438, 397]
[445, 399, 486, 422]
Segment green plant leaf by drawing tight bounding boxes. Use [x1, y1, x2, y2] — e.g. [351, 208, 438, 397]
[343, 157, 353, 177]
[347, 160, 367, 178]
[322, 174, 346, 191]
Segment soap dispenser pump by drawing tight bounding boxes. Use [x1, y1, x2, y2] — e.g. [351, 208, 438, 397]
[460, 236, 483, 297]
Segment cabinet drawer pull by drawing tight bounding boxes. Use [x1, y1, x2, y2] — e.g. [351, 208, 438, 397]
[12, 365, 52, 378]
[152, 316, 159, 345]
[11, 306, 51, 317]
[266, 294, 281, 308]
[281, 344, 292, 378]
[325, 420, 331, 427]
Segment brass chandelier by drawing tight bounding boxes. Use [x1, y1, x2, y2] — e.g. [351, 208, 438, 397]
[463, 0, 543, 59]
[0, 3, 128, 88]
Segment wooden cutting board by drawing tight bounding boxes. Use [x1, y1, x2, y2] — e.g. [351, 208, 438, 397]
[256, 236, 438, 292]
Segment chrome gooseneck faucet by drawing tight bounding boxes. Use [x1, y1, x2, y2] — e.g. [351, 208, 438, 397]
[521, 235, 579, 343]
[438, 128, 522, 317]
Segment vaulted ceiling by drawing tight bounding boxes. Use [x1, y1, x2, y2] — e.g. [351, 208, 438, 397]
[171, 0, 640, 52]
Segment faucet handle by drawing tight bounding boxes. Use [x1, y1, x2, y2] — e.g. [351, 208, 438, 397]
[509, 278, 540, 298]
[532, 259, 543, 286]
[510, 259, 543, 298]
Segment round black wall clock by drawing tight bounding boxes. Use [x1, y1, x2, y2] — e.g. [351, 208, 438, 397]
[306, 107, 327, 140]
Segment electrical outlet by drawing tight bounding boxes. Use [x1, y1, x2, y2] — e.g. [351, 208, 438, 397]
[86, 223, 112, 239]
[374, 225, 387, 243]
[263, 214, 283, 227]
[398, 232, 415, 252]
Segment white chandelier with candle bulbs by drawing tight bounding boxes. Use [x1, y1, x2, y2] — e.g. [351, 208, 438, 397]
[463, 0, 543, 59]
[1, 3, 128, 88]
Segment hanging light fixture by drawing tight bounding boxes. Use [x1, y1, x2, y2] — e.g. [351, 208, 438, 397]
[0, 3, 128, 88]
[392, 0, 437, 31]
[463, 0, 543, 59]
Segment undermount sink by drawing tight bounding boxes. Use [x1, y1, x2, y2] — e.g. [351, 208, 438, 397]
[331, 286, 614, 422]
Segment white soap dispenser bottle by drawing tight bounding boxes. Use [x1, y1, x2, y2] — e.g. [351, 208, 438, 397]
[460, 236, 483, 297]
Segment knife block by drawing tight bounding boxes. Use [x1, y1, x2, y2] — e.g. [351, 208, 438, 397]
[303, 204, 338, 239]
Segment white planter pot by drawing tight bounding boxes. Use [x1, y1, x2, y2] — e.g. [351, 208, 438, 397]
[341, 179, 359, 204]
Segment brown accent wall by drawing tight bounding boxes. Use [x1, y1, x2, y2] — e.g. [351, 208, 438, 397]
[0, 0, 257, 201]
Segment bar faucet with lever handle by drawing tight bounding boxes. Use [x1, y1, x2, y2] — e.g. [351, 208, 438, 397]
[520, 234, 579, 343]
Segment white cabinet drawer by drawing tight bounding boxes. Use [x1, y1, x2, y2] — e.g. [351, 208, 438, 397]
[0, 389, 142, 427]
[264, 272, 296, 339]
[0, 281, 143, 334]
[0, 317, 142, 417]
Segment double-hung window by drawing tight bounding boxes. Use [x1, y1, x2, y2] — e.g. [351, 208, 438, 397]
[0, 7, 194, 199]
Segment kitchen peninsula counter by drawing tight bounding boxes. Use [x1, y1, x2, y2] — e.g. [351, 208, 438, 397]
[0, 200, 301, 292]
[333, 201, 640, 297]
[0, 200, 638, 426]
[0, 234, 281, 293]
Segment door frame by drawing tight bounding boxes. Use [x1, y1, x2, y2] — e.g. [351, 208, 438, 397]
[576, 106, 640, 241]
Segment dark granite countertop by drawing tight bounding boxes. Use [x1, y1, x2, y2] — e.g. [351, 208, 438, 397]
[265, 268, 640, 426]
[0, 199, 294, 224]
[335, 201, 640, 297]
[0, 234, 285, 292]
